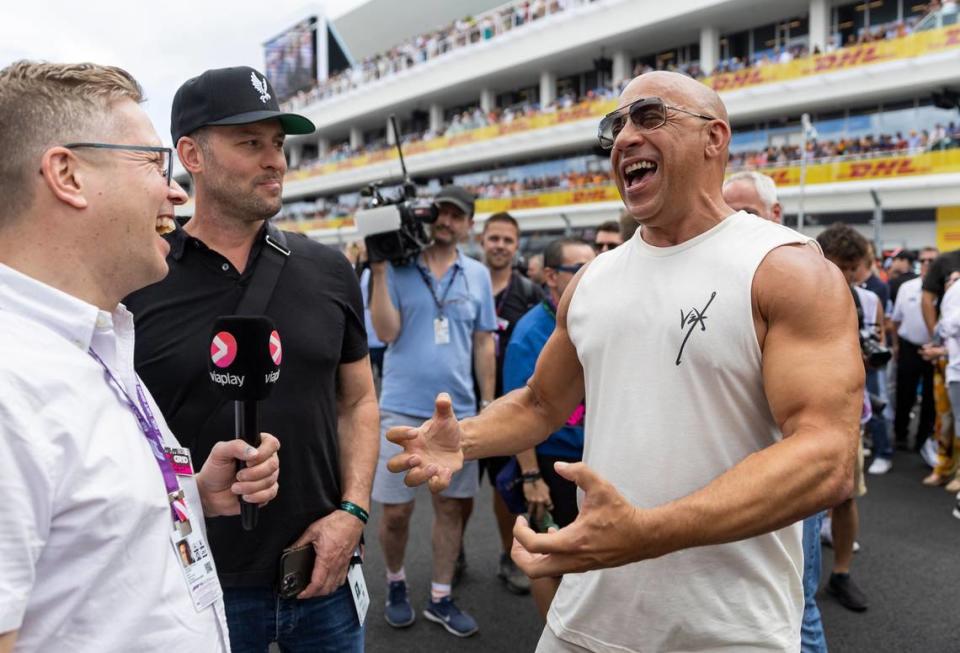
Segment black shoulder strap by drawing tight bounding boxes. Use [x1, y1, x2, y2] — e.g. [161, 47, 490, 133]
[235, 226, 290, 315]
[850, 285, 865, 329]
[518, 273, 541, 307]
[170, 225, 290, 440]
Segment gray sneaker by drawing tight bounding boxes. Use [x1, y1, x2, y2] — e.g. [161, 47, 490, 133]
[497, 552, 530, 594]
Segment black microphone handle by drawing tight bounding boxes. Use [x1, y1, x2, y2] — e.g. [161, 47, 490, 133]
[234, 400, 263, 531]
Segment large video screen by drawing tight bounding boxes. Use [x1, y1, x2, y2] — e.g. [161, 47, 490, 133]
[263, 17, 318, 102]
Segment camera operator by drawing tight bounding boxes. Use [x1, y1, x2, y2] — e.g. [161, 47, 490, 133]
[368, 185, 496, 637]
[816, 223, 877, 613]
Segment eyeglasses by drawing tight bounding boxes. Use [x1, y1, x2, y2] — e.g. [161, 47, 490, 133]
[920, 257, 936, 264]
[597, 96, 717, 150]
[64, 142, 173, 186]
[595, 242, 619, 252]
[552, 263, 586, 275]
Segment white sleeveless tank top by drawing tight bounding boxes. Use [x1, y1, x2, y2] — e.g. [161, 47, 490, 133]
[550, 212, 815, 653]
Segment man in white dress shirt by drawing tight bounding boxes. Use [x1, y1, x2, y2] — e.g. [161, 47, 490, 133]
[0, 61, 280, 653]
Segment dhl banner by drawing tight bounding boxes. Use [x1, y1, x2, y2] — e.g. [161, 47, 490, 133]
[705, 24, 960, 92]
[286, 99, 618, 181]
[476, 186, 622, 214]
[276, 149, 960, 233]
[286, 26, 960, 186]
[936, 206, 960, 253]
[752, 148, 960, 187]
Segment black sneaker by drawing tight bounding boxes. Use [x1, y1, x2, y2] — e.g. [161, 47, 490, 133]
[452, 547, 466, 587]
[827, 573, 868, 612]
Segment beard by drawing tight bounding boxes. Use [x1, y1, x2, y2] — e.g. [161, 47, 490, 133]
[203, 166, 282, 222]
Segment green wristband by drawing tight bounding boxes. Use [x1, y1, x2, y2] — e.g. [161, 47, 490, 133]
[340, 501, 369, 524]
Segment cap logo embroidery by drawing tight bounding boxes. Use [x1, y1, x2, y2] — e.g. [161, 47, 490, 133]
[250, 72, 271, 104]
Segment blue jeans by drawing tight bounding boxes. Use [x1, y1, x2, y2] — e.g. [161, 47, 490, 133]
[801, 512, 828, 653]
[866, 367, 892, 459]
[224, 583, 364, 653]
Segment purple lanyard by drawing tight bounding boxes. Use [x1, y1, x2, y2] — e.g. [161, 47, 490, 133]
[88, 350, 187, 525]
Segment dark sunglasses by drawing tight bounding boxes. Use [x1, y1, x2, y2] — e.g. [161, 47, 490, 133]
[597, 96, 716, 150]
[552, 263, 586, 274]
[920, 258, 936, 264]
[595, 242, 618, 252]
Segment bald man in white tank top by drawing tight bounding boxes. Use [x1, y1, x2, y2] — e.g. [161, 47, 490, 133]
[386, 72, 864, 653]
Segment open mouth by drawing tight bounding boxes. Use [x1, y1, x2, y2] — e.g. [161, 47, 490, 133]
[156, 216, 176, 236]
[623, 160, 658, 190]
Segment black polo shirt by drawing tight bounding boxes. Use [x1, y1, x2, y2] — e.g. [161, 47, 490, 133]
[923, 249, 960, 311]
[124, 221, 367, 588]
[494, 271, 543, 397]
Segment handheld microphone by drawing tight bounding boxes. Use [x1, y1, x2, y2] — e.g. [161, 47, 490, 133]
[208, 315, 282, 530]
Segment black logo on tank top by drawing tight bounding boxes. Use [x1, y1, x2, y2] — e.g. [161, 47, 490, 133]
[676, 291, 717, 366]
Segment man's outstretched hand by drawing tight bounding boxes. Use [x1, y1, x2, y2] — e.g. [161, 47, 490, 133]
[511, 462, 646, 578]
[386, 393, 465, 492]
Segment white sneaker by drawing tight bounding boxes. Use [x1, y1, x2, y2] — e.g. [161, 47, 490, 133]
[921, 438, 939, 468]
[819, 515, 860, 552]
[819, 516, 832, 546]
[867, 458, 892, 475]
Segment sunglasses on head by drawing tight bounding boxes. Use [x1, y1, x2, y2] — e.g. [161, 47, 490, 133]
[597, 96, 716, 150]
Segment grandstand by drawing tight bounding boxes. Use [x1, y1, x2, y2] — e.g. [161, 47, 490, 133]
[175, 0, 960, 250]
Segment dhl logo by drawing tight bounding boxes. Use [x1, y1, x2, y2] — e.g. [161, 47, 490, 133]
[808, 45, 888, 73]
[765, 170, 797, 186]
[556, 105, 598, 123]
[507, 197, 544, 209]
[708, 69, 767, 92]
[447, 133, 478, 147]
[498, 121, 532, 136]
[405, 142, 429, 155]
[928, 26, 960, 50]
[572, 189, 612, 203]
[836, 158, 930, 180]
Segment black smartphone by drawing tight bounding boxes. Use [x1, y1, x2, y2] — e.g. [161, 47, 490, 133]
[278, 544, 315, 599]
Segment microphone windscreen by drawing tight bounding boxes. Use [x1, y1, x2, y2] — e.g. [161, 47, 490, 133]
[208, 315, 282, 401]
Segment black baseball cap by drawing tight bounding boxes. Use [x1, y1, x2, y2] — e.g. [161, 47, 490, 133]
[893, 249, 916, 263]
[170, 66, 315, 144]
[435, 185, 475, 218]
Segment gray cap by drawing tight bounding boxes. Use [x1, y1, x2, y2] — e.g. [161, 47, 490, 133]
[434, 185, 476, 217]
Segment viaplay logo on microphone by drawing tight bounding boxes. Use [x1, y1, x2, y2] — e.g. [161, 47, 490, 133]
[208, 316, 281, 400]
[270, 330, 282, 366]
[210, 330, 244, 387]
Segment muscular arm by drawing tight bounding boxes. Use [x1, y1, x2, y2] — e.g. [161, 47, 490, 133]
[922, 290, 938, 336]
[0, 631, 17, 653]
[473, 331, 496, 405]
[460, 269, 587, 460]
[336, 357, 380, 512]
[637, 245, 862, 557]
[369, 262, 401, 343]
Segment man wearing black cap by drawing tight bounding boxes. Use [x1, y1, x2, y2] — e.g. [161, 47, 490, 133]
[367, 185, 496, 637]
[125, 66, 379, 651]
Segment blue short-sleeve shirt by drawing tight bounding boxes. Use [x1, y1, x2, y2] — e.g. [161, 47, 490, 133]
[380, 249, 497, 418]
[503, 302, 585, 459]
